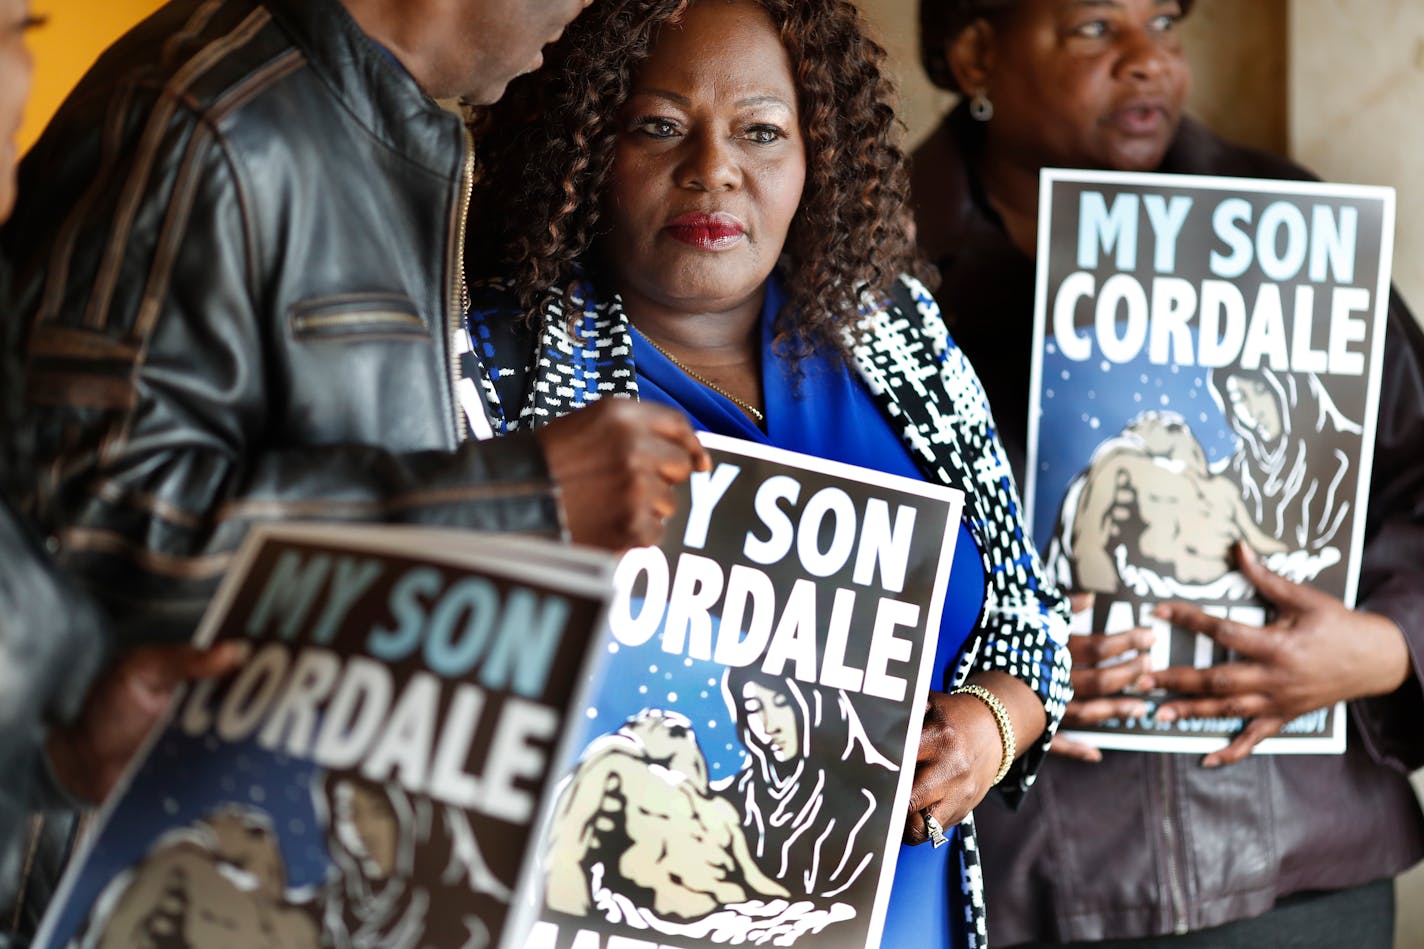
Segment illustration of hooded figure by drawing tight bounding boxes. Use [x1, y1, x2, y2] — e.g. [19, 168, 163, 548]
[722, 667, 898, 901]
[314, 771, 512, 949]
[1209, 365, 1361, 553]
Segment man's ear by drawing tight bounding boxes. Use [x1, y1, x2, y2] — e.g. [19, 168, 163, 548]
[946, 18, 998, 98]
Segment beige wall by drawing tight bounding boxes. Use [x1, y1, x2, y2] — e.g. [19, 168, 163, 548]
[1291, 0, 1424, 313]
[857, 0, 950, 151]
[1182, 0, 1288, 155]
[1290, 12, 1424, 947]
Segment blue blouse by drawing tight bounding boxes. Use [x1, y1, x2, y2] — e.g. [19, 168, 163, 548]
[630, 279, 982, 948]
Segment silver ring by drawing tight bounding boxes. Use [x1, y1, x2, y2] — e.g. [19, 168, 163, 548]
[921, 808, 949, 849]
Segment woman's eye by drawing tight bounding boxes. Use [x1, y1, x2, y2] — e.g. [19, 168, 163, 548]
[1071, 19, 1109, 39]
[1148, 13, 1180, 32]
[744, 125, 785, 145]
[633, 117, 680, 139]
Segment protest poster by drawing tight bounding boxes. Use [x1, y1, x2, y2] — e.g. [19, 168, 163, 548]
[1025, 168, 1395, 753]
[528, 432, 966, 949]
[35, 524, 617, 949]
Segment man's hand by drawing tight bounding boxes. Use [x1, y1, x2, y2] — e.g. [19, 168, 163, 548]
[535, 399, 710, 551]
[1151, 542, 1411, 767]
[1051, 592, 1155, 763]
[46, 642, 246, 804]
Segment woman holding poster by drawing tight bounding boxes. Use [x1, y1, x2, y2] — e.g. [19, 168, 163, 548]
[911, 0, 1424, 946]
[461, 0, 1072, 943]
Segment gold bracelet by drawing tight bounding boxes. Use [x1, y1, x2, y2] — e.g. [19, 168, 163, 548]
[952, 684, 1016, 787]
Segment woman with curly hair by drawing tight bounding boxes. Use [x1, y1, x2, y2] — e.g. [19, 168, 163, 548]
[463, 0, 1070, 943]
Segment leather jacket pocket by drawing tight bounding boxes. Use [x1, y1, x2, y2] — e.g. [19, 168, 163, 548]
[288, 293, 428, 343]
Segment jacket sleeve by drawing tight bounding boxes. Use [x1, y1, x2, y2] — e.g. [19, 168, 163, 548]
[888, 277, 1073, 806]
[1350, 290, 1424, 771]
[0, 498, 107, 852]
[7, 107, 562, 646]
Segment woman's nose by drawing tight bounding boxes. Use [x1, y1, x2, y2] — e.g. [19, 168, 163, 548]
[677, 131, 741, 191]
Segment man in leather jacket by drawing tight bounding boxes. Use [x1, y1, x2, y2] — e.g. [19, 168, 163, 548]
[0, 0, 709, 942]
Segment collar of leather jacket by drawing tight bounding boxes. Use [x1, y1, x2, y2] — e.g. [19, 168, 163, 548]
[262, 0, 467, 179]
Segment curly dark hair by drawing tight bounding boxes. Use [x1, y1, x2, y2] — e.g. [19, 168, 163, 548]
[470, 0, 927, 359]
[920, 0, 1196, 93]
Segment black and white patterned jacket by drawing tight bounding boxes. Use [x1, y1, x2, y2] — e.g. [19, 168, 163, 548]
[464, 272, 1073, 946]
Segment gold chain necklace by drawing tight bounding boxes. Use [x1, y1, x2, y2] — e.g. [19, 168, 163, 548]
[641, 334, 765, 423]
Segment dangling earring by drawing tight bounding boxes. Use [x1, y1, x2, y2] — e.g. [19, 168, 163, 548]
[969, 90, 994, 123]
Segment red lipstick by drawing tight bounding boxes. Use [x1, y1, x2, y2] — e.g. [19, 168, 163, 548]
[664, 212, 746, 250]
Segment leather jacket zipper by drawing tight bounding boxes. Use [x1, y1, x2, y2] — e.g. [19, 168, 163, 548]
[1159, 754, 1189, 934]
[448, 124, 476, 443]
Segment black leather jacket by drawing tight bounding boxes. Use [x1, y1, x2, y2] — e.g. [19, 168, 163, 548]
[1, 273, 107, 945]
[0, 497, 107, 948]
[912, 105, 1424, 943]
[1, 0, 563, 939]
[2, 0, 562, 645]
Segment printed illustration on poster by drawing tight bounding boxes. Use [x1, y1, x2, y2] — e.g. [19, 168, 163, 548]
[529, 433, 966, 949]
[34, 524, 617, 949]
[1024, 168, 1395, 753]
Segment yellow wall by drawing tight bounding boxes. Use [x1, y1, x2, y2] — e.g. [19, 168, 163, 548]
[19, 0, 167, 153]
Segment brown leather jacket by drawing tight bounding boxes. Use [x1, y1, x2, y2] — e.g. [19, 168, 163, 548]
[911, 104, 1424, 943]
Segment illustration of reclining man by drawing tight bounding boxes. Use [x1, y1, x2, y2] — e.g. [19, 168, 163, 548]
[544, 667, 898, 935]
[1054, 410, 1288, 595]
[80, 768, 516, 949]
[1054, 356, 1364, 597]
[79, 806, 318, 949]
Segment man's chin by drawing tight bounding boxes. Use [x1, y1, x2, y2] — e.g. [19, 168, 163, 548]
[462, 52, 546, 106]
[460, 78, 509, 108]
[0, 140, 16, 220]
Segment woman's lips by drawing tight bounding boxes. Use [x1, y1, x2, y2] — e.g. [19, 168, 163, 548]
[664, 212, 746, 250]
[1106, 102, 1169, 136]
